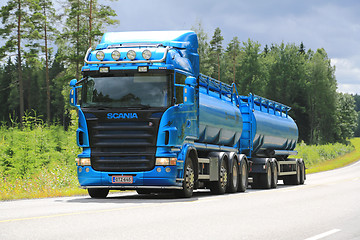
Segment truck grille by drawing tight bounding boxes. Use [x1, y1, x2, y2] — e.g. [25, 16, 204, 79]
[84, 110, 162, 172]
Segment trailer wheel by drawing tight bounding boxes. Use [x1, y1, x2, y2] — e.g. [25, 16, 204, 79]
[283, 161, 300, 185]
[237, 159, 248, 192]
[210, 159, 228, 194]
[88, 188, 109, 199]
[175, 158, 195, 198]
[227, 159, 239, 193]
[299, 161, 306, 185]
[271, 162, 278, 188]
[258, 162, 271, 189]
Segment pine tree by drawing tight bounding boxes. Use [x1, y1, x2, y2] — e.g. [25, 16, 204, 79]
[0, 0, 32, 124]
[209, 27, 224, 81]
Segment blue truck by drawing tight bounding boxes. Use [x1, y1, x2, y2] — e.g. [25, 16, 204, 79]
[69, 30, 305, 198]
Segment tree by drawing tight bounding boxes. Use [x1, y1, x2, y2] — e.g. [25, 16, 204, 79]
[237, 39, 264, 95]
[209, 27, 224, 81]
[225, 37, 241, 84]
[0, 0, 32, 124]
[58, 0, 118, 79]
[335, 93, 358, 142]
[29, 0, 58, 123]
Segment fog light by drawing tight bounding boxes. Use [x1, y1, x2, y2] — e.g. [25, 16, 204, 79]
[111, 50, 121, 60]
[156, 157, 177, 166]
[165, 167, 171, 173]
[142, 49, 152, 60]
[96, 51, 105, 60]
[127, 50, 136, 60]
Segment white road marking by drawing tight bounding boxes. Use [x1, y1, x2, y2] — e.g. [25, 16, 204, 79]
[304, 229, 341, 240]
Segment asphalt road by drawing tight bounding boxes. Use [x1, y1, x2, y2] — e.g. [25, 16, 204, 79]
[1, 161, 360, 240]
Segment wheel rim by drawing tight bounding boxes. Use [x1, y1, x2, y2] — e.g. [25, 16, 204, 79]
[185, 165, 194, 189]
[273, 166, 278, 183]
[232, 163, 238, 187]
[220, 165, 228, 189]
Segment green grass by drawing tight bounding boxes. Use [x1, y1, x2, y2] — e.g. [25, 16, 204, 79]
[301, 138, 360, 174]
[296, 138, 360, 173]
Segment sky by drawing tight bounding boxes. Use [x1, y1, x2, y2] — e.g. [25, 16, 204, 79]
[0, 0, 358, 94]
[104, 0, 360, 94]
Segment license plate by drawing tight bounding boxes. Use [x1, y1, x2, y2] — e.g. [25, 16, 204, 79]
[112, 175, 133, 184]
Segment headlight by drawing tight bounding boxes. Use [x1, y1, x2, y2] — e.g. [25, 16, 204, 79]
[142, 49, 152, 60]
[127, 50, 136, 60]
[156, 158, 177, 166]
[77, 158, 91, 166]
[111, 50, 121, 60]
[96, 51, 105, 61]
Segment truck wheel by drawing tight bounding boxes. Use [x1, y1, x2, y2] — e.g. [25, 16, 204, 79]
[175, 158, 195, 198]
[271, 162, 278, 188]
[227, 159, 239, 193]
[258, 162, 271, 189]
[300, 161, 306, 185]
[283, 162, 300, 185]
[88, 188, 109, 199]
[210, 159, 228, 195]
[237, 159, 248, 192]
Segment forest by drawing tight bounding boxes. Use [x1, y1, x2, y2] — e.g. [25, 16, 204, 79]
[0, 0, 358, 145]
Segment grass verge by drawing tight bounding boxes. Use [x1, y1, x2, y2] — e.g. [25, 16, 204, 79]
[305, 138, 360, 174]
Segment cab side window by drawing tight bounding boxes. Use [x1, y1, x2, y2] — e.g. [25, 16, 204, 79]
[175, 73, 186, 104]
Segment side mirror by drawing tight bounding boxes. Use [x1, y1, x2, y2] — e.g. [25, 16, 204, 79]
[69, 79, 78, 107]
[185, 76, 197, 86]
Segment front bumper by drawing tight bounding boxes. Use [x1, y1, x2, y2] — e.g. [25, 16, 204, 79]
[77, 165, 183, 189]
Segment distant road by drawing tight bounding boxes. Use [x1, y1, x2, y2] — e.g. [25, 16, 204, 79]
[1, 161, 360, 240]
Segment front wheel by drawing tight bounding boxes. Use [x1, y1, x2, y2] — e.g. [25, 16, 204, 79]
[88, 188, 109, 199]
[175, 158, 195, 198]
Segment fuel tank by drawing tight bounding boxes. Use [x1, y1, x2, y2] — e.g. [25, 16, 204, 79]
[198, 87, 243, 146]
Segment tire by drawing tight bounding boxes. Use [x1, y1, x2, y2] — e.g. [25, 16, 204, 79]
[283, 162, 301, 185]
[271, 162, 278, 189]
[88, 188, 109, 199]
[299, 161, 306, 185]
[175, 158, 195, 198]
[227, 159, 239, 193]
[237, 159, 248, 192]
[258, 162, 271, 189]
[210, 159, 228, 195]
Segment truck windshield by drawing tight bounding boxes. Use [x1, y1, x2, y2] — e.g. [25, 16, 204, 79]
[81, 73, 171, 108]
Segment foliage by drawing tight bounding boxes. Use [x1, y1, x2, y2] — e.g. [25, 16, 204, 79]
[296, 141, 354, 167]
[0, 111, 83, 200]
[298, 138, 360, 174]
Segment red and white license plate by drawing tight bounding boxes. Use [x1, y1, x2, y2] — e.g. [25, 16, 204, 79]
[112, 175, 133, 184]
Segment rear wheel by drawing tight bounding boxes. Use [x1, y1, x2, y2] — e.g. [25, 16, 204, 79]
[258, 162, 271, 189]
[237, 159, 248, 192]
[299, 161, 306, 185]
[271, 162, 278, 188]
[210, 159, 228, 195]
[88, 188, 109, 199]
[283, 162, 301, 185]
[227, 160, 239, 193]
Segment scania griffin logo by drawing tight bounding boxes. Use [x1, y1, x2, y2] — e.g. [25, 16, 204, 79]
[107, 113, 138, 119]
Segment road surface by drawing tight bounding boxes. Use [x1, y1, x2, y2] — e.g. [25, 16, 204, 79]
[1, 161, 360, 240]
